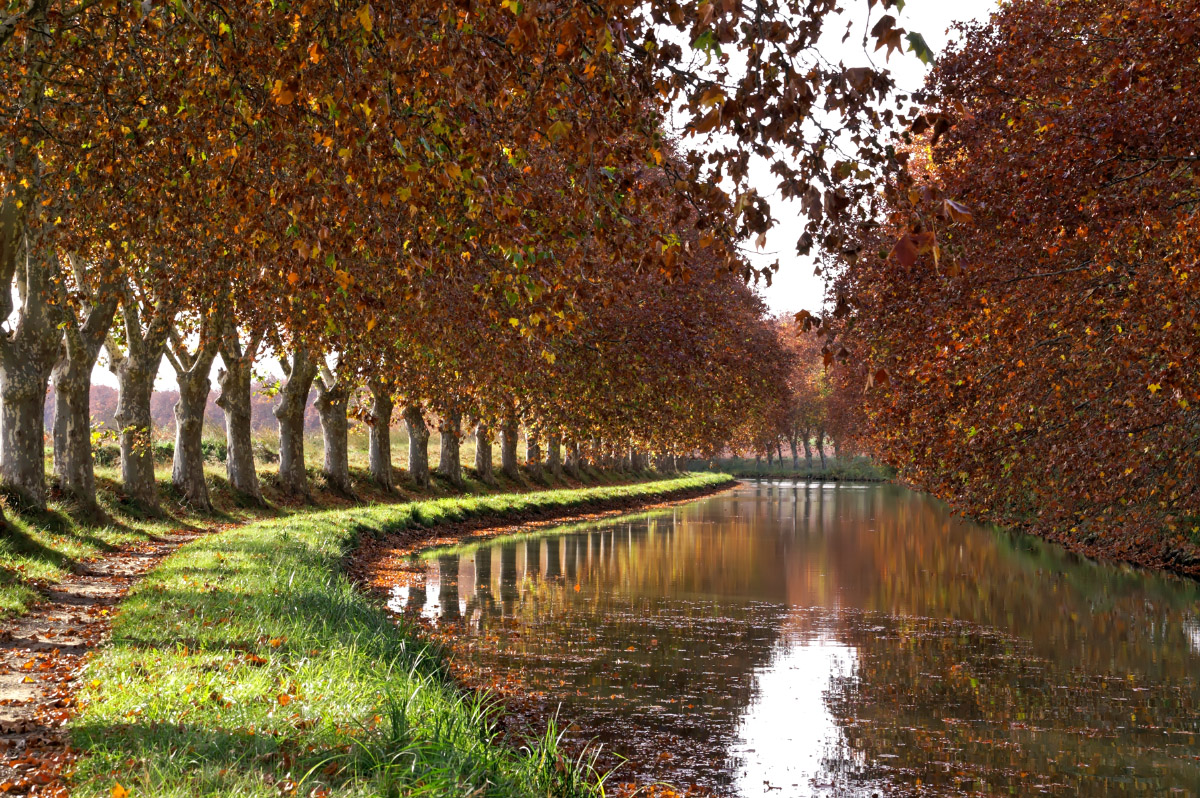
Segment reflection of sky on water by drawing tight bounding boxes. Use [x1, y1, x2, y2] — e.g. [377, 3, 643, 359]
[385, 481, 1200, 796]
[730, 629, 862, 797]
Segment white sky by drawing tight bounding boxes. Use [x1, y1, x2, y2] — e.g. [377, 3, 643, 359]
[753, 0, 999, 316]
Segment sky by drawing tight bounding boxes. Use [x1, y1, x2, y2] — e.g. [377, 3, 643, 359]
[752, 0, 1000, 317]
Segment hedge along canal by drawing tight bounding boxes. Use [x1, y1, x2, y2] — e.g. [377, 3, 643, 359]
[67, 472, 734, 797]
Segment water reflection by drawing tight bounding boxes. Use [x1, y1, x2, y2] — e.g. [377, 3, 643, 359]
[391, 482, 1200, 795]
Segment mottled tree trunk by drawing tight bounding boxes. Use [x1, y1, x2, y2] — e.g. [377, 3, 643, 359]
[0, 355, 54, 508]
[525, 428, 542, 478]
[112, 356, 161, 507]
[816, 429, 827, 470]
[767, 448, 775, 467]
[565, 439, 581, 478]
[166, 318, 223, 512]
[802, 433, 813, 470]
[274, 346, 318, 498]
[52, 295, 117, 509]
[216, 342, 263, 505]
[367, 380, 394, 491]
[51, 365, 95, 505]
[499, 413, 520, 480]
[171, 365, 215, 510]
[0, 239, 69, 509]
[315, 366, 353, 496]
[437, 408, 463, 487]
[547, 431, 563, 479]
[833, 438, 842, 462]
[789, 435, 799, 469]
[403, 405, 430, 489]
[473, 422, 494, 485]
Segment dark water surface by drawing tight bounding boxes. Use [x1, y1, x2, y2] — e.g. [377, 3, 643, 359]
[390, 481, 1200, 796]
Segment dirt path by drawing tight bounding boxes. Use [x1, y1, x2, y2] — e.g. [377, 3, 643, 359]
[0, 528, 216, 796]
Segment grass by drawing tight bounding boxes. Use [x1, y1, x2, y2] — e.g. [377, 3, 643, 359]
[68, 472, 731, 797]
[0, 433, 637, 621]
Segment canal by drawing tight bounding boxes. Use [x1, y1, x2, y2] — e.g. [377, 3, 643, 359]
[390, 481, 1200, 795]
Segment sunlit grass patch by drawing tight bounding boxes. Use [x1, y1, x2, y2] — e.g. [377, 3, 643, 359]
[70, 473, 729, 797]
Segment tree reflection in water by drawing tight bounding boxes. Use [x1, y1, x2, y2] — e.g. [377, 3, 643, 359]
[390, 482, 1200, 796]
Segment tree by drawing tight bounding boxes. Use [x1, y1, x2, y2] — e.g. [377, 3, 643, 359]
[829, 0, 1200, 564]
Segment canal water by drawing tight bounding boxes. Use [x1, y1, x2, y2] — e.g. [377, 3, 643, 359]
[389, 481, 1200, 796]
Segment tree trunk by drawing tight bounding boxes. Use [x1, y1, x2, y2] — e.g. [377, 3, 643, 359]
[803, 433, 813, 470]
[274, 346, 318, 497]
[473, 422, 494, 485]
[816, 429, 827, 470]
[403, 405, 430, 489]
[547, 431, 563, 479]
[112, 355, 161, 507]
[499, 413, 520, 480]
[565, 439, 581, 478]
[315, 379, 353, 496]
[766, 449, 774, 467]
[51, 362, 95, 506]
[51, 295, 117, 509]
[525, 428, 542, 478]
[0, 235, 70, 510]
[171, 364, 215, 510]
[0, 356, 53, 508]
[216, 346, 263, 505]
[437, 408, 463, 487]
[367, 379, 394, 491]
[789, 435, 799, 469]
[833, 438, 842, 462]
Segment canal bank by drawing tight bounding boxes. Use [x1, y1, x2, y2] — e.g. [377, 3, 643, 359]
[59, 473, 733, 797]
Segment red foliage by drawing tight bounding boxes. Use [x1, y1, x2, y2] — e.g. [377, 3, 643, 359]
[831, 0, 1200, 571]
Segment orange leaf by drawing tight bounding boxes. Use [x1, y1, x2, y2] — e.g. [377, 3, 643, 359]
[111, 783, 130, 798]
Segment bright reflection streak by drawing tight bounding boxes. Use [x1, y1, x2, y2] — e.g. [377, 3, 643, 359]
[730, 630, 864, 797]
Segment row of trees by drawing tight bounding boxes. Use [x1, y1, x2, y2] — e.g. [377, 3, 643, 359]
[720, 316, 864, 469]
[825, 0, 1199, 559]
[8, 0, 927, 517]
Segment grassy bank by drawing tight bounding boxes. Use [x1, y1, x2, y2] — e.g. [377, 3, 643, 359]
[69, 472, 732, 797]
[0, 446, 642, 620]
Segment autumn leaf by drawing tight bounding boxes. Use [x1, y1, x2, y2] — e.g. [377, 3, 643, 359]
[906, 32, 934, 64]
[111, 784, 130, 798]
[355, 4, 373, 33]
[270, 79, 296, 105]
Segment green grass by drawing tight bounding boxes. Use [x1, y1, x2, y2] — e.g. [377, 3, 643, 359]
[2, 433, 646, 621]
[69, 472, 731, 798]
